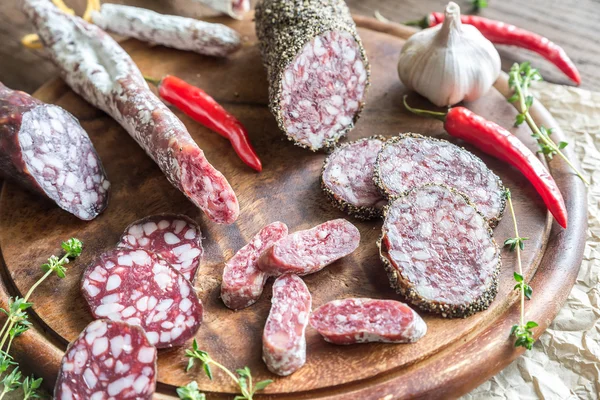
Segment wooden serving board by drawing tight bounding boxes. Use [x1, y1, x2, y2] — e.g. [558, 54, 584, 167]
[0, 16, 587, 399]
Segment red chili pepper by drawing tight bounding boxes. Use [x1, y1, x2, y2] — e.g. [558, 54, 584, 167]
[148, 75, 262, 172]
[404, 97, 567, 228]
[408, 13, 581, 85]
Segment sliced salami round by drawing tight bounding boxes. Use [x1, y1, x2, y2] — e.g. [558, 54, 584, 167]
[81, 248, 203, 348]
[309, 298, 427, 345]
[374, 133, 506, 226]
[258, 219, 360, 276]
[118, 214, 203, 282]
[379, 184, 501, 318]
[255, 0, 369, 150]
[262, 274, 312, 376]
[221, 221, 288, 310]
[54, 319, 157, 400]
[321, 136, 387, 220]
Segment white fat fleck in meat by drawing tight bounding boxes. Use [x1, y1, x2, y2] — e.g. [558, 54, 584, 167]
[137, 346, 156, 363]
[106, 274, 122, 291]
[164, 232, 180, 245]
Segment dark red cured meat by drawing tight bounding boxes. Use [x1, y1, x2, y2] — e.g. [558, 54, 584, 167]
[22, 0, 239, 224]
[262, 274, 312, 376]
[0, 82, 109, 220]
[54, 319, 157, 400]
[379, 184, 501, 318]
[81, 248, 203, 348]
[221, 221, 288, 310]
[309, 298, 427, 345]
[258, 219, 360, 276]
[118, 214, 203, 282]
[374, 133, 506, 226]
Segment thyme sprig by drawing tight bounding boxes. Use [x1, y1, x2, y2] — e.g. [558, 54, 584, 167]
[180, 339, 273, 400]
[470, 0, 488, 12]
[505, 190, 538, 350]
[508, 62, 589, 185]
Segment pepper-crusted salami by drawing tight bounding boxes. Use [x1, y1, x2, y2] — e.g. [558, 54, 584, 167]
[118, 214, 203, 282]
[0, 82, 109, 220]
[262, 274, 312, 376]
[91, 4, 241, 57]
[221, 222, 288, 310]
[379, 184, 501, 318]
[374, 133, 506, 226]
[255, 0, 370, 150]
[309, 298, 427, 345]
[23, 0, 239, 224]
[54, 319, 157, 400]
[258, 219, 360, 276]
[81, 248, 203, 348]
[192, 0, 250, 19]
[321, 136, 386, 219]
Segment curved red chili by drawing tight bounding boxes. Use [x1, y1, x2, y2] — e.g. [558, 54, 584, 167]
[149, 75, 262, 172]
[404, 97, 567, 228]
[409, 13, 580, 85]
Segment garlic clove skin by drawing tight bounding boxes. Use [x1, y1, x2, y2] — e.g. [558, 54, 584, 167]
[398, 1, 501, 107]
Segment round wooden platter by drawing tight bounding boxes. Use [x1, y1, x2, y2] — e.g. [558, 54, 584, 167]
[0, 15, 587, 400]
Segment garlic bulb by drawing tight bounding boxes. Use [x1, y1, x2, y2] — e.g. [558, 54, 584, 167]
[397, 2, 501, 107]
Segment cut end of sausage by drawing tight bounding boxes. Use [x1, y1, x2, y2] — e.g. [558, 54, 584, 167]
[20, 104, 110, 220]
[279, 30, 368, 150]
[321, 136, 387, 219]
[379, 184, 501, 318]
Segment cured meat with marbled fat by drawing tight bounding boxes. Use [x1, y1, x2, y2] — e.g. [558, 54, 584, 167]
[258, 219, 360, 276]
[91, 4, 241, 57]
[309, 298, 427, 344]
[81, 248, 203, 348]
[0, 82, 109, 220]
[374, 133, 506, 226]
[262, 274, 311, 376]
[255, 0, 369, 150]
[54, 319, 157, 400]
[221, 222, 288, 310]
[379, 184, 501, 318]
[22, 0, 239, 224]
[321, 136, 386, 219]
[118, 214, 203, 282]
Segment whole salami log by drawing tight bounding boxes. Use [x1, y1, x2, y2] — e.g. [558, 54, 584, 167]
[255, 0, 370, 150]
[374, 133, 506, 226]
[81, 248, 203, 348]
[54, 319, 157, 400]
[90, 4, 241, 57]
[23, 0, 239, 224]
[118, 214, 203, 282]
[379, 184, 501, 318]
[262, 274, 311, 376]
[258, 219, 360, 276]
[309, 298, 427, 345]
[221, 221, 288, 310]
[0, 82, 109, 220]
[321, 136, 386, 220]
[192, 0, 250, 19]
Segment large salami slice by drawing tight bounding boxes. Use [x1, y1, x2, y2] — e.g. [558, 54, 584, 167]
[192, 0, 250, 19]
[0, 82, 109, 220]
[23, 0, 239, 224]
[91, 4, 241, 57]
[255, 0, 370, 151]
[54, 319, 157, 400]
[221, 221, 288, 310]
[262, 274, 312, 376]
[118, 214, 203, 282]
[81, 248, 203, 348]
[321, 136, 386, 220]
[309, 298, 427, 345]
[258, 219, 360, 276]
[374, 133, 506, 226]
[379, 184, 501, 318]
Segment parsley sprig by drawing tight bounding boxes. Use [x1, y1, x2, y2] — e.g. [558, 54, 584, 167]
[0, 238, 82, 398]
[179, 339, 273, 400]
[470, 0, 488, 12]
[504, 190, 538, 350]
[508, 62, 588, 185]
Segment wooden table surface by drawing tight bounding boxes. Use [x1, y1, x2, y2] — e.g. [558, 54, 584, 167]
[1, 0, 599, 94]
